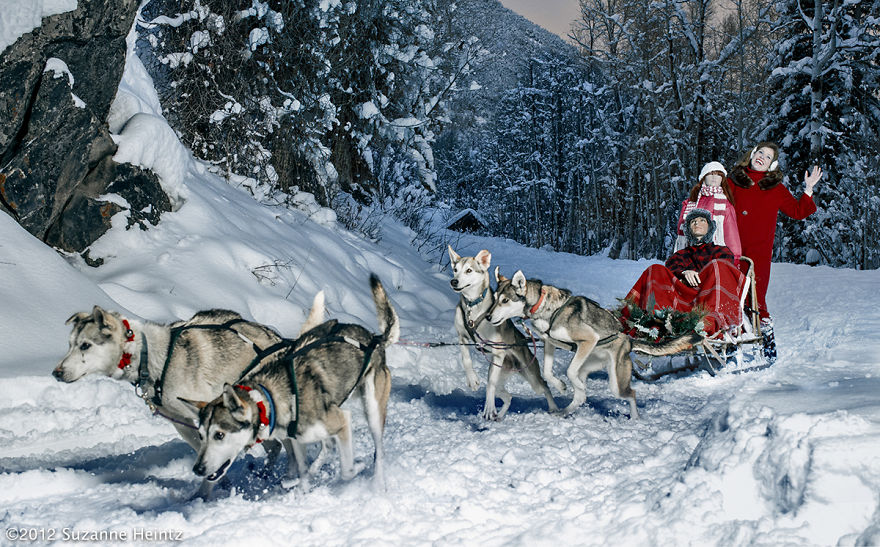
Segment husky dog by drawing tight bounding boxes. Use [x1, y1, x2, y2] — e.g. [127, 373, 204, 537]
[184, 274, 397, 492]
[53, 296, 326, 496]
[447, 246, 558, 420]
[486, 270, 701, 418]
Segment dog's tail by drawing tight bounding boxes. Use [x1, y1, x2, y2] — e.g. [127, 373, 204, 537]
[370, 274, 400, 347]
[629, 331, 702, 356]
[297, 290, 326, 336]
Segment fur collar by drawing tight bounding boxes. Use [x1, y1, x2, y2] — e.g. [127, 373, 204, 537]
[729, 165, 783, 190]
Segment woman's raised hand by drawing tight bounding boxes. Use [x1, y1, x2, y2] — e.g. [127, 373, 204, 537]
[804, 166, 822, 194]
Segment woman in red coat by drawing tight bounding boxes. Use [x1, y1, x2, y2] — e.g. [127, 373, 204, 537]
[727, 142, 822, 362]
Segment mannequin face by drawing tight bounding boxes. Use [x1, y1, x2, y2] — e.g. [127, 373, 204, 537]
[750, 147, 775, 172]
[689, 216, 709, 238]
[701, 172, 724, 186]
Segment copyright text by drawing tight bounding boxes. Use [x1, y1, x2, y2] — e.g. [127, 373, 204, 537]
[5, 527, 184, 542]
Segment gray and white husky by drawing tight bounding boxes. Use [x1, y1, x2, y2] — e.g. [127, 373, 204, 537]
[183, 274, 397, 492]
[53, 298, 326, 496]
[448, 245, 558, 420]
[486, 270, 701, 418]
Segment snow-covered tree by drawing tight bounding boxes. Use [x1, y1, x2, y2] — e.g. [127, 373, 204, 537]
[137, 0, 452, 206]
[760, 0, 880, 268]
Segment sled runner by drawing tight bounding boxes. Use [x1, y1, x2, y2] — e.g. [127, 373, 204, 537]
[629, 257, 768, 381]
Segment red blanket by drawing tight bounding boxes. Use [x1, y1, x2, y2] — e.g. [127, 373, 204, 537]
[624, 259, 746, 335]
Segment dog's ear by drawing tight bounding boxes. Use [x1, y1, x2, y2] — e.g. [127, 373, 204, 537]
[222, 383, 250, 421]
[494, 266, 508, 283]
[475, 250, 491, 269]
[512, 270, 527, 294]
[91, 306, 117, 336]
[223, 383, 243, 409]
[447, 245, 460, 264]
[91, 306, 107, 326]
[66, 311, 91, 325]
[177, 396, 209, 411]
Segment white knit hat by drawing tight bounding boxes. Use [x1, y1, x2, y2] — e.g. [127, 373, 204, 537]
[699, 161, 727, 182]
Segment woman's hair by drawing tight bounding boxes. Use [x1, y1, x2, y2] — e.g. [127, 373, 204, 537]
[687, 173, 735, 204]
[729, 141, 784, 189]
[734, 141, 779, 170]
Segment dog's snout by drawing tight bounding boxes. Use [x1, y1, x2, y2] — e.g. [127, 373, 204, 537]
[450, 279, 458, 288]
[52, 368, 64, 381]
[193, 462, 206, 476]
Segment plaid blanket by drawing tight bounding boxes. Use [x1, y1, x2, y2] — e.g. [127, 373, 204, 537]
[624, 259, 746, 335]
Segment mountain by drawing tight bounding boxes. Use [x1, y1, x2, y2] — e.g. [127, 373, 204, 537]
[445, 0, 583, 123]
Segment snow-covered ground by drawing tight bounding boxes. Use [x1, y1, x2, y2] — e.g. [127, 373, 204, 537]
[2, 9, 880, 547]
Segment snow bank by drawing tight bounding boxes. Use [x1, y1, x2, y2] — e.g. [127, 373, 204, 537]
[0, 0, 77, 53]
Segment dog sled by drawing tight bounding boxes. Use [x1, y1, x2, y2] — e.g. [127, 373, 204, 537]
[629, 256, 769, 381]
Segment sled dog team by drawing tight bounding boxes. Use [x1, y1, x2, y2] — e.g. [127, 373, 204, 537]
[54, 276, 397, 497]
[52, 248, 701, 498]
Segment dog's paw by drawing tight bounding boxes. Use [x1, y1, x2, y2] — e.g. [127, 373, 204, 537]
[467, 377, 481, 391]
[341, 461, 367, 481]
[561, 403, 581, 417]
[481, 407, 498, 421]
[550, 379, 568, 394]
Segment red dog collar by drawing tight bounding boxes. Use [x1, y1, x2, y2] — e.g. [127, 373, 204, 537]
[117, 319, 136, 370]
[234, 385, 269, 443]
[529, 287, 547, 315]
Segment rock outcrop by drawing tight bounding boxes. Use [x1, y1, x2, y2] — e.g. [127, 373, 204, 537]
[0, 0, 170, 257]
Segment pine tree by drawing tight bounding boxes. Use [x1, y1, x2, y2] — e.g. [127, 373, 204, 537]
[760, 0, 880, 268]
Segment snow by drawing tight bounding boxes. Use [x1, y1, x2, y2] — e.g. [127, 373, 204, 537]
[42, 56, 86, 108]
[0, 0, 77, 53]
[248, 27, 269, 51]
[1, 8, 879, 547]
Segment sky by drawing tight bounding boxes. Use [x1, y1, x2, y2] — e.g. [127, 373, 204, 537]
[499, 0, 582, 40]
[1, 2, 880, 545]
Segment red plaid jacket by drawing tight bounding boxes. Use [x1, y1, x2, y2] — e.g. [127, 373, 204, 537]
[665, 243, 734, 279]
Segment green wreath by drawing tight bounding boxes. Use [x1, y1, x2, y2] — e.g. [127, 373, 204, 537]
[617, 295, 706, 343]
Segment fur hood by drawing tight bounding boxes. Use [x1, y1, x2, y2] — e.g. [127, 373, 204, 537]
[729, 165, 783, 190]
[684, 208, 716, 246]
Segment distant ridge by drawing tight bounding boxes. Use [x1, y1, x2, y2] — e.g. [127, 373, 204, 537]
[445, 0, 583, 120]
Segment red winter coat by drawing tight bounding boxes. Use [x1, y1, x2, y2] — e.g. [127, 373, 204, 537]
[728, 167, 816, 318]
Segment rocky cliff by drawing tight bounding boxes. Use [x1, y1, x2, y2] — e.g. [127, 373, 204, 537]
[0, 0, 169, 262]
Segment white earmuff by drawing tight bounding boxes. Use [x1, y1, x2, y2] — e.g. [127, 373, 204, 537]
[769, 160, 778, 171]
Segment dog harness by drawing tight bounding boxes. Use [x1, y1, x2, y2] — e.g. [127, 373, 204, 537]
[236, 321, 383, 439]
[459, 288, 493, 333]
[149, 318, 254, 407]
[119, 317, 264, 412]
[523, 291, 617, 351]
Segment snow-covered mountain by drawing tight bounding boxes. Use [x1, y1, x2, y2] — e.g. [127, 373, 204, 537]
[444, 0, 583, 122]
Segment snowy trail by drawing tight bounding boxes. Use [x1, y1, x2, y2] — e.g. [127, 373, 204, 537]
[3, 231, 880, 545]
[2, 227, 879, 544]
[0, 365, 730, 545]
